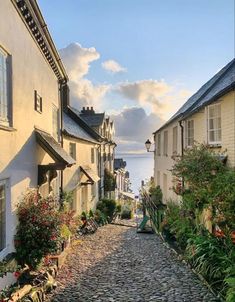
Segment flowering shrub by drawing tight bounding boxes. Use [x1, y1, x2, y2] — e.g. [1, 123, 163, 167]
[15, 190, 62, 269]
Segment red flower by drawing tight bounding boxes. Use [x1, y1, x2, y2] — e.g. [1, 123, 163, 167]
[14, 271, 21, 278]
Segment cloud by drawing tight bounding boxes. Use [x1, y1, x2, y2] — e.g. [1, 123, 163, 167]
[60, 43, 109, 108]
[102, 60, 127, 73]
[111, 107, 164, 154]
[116, 80, 191, 120]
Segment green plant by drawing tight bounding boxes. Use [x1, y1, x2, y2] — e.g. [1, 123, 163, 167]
[225, 276, 235, 302]
[89, 209, 94, 217]
[120, 205, 132, 219]
[186, 232, 235, 297]
[104, 169, 116, 192]
[97, 198, 116, 222]
[60, 224, 72, 240]
[15, 190, 62, 269]
[94, 209, 108, 225]
[149, 185, 163, 206]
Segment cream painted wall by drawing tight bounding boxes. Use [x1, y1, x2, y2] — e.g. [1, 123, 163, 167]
[154, 90, 235, 203]
[154, 120, 181, 203]
[0, 0, 61, 260]
[63, 136, 100, 215]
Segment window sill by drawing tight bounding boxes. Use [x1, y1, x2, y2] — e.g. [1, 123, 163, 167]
[0, 124, 17, 132]
[208, 143, 222, 148]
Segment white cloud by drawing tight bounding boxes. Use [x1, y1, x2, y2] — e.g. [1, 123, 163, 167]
[60, 43, 109, 109]
[111, 107, 164, 154]
[116, 80, 191, 120]
[102, 60, 127, 73]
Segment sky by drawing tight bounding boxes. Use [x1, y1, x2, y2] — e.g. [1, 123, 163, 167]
[38, 0, 234, 154]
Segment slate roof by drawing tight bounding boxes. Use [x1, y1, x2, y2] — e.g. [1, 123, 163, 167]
[63, 113, 98, 144]
[114, 158, 127, 170]
[80, 112, 105, 127]
[66, 107, 103, 142]
[35, 128, 75, 166]
[154, 58, 235, 133]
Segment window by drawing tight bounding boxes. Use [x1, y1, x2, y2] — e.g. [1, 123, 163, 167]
[163, 130, 168, 156]
[185, 120, 194, 147]
[157, 171, 160, 186]
[69, 143, 76, 160]
[207, 103, 221, 144]
[34, 91, 42, 113]
[163, 173, 167, 200]
[92, 183, 96, 197]
[157, 133, 161, 156]
[172, 126, 178, 154]
[0, 180, 6, 252]
[91, 148, 95, 163]
[0, 47, 10, 126]
[103, 152, 107, 162]
[52, 105, 59, 140]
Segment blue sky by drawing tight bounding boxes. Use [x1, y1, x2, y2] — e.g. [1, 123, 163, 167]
[38, 0, 234, 153]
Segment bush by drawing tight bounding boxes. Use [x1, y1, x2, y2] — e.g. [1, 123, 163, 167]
[120, 205, 132, 219]
[162, 202, 196, 250]
[104, 169, 116, 192]
[94, 209, 108, 225]
[97, 198, 116, 222]
[15, 190, 62, 269]
[186, 232, 235, 299]
[149, 185, 163, 206]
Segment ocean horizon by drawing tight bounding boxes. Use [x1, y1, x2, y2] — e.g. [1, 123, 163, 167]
[116, 153, 154, 196]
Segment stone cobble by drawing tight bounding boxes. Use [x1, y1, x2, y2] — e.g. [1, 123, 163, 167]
[46, 223, 219, 302]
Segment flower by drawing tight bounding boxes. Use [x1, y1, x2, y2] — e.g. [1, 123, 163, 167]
[14, 271, 21, 278]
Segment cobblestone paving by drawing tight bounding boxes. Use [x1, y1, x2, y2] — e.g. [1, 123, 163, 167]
[46, 223, 219, 302]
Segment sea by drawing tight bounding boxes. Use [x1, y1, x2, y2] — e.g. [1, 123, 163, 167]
[118, 154, 154, 196]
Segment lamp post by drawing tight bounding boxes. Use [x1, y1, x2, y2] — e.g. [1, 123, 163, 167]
[145, 139, 155, 153]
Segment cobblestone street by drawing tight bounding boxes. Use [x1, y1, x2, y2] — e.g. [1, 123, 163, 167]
[46, 223, 218, 302]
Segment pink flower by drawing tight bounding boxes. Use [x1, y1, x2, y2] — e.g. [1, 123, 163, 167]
[14, 271, 21, 278]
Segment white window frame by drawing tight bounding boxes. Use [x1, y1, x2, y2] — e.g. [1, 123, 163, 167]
[0, 180, 7, 253]
[185, 120, 194, 147]
[69, 142, 76, 160]
[207, 103, 221, 145]
[34, 91, 42, 113]
[157, 133, 161, 156]
[172, 126, 178, 154]
[0, 47, 11, 126]
[52, 105, 59, 141]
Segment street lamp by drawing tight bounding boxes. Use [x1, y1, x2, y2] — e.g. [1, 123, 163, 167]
[145, 139, 154, 153]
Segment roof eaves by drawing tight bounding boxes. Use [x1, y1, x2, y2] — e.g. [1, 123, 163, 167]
[153, 59, 235, 135]
[62, 129, 100, 145]
[12, 0, 68, 81]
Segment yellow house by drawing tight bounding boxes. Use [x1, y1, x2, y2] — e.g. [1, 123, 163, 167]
[0, 0, 75, 288]
[153, 58, 235, 203]
[79, 107, 116, 198]
[62, 107, 102, 215]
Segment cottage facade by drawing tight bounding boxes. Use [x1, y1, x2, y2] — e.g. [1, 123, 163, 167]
[62, 107, 102, 215]
[153, 59, 235, 202]
[0, 0, 74, 266]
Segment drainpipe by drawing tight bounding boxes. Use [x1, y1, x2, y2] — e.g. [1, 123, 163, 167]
[179, 120, 184, 189]
[98, 144, 102, 200]
[59, 80, 66, 197]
